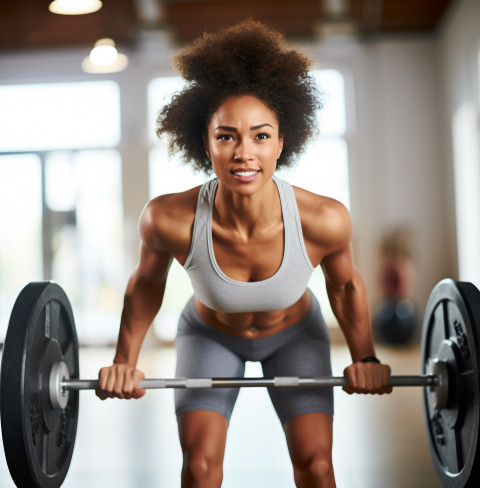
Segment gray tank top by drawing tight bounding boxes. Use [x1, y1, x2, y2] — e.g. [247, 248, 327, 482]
[183, 176, 315, 313]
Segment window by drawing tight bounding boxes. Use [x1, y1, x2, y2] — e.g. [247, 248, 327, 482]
[0, 82, 123, 344]
[45, 150, 124, 344]
[0, 154, 43, 341]
[452, 104, 480, 288]
[147, 70, 350, 340]
[0, 81, 120, 151]
[277, 70, 349, 207]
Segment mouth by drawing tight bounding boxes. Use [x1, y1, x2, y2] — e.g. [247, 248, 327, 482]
[231, 169, 261, 177]
[230, 169, 261, 183]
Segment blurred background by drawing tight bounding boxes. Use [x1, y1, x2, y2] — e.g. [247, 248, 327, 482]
[0, 0, 479, 486]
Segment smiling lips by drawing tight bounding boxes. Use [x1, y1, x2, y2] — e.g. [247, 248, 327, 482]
[233, 170, 259, 176]
[231, 169, 261, 181]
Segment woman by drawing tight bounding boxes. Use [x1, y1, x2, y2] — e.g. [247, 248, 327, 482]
[97, 20, 392, 488]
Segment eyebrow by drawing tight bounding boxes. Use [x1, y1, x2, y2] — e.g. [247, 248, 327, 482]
[214, 123, 274, 132]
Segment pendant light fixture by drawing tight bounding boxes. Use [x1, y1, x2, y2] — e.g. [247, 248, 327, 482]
[82, 38, 129, 74]
[49, 0, 103, 15]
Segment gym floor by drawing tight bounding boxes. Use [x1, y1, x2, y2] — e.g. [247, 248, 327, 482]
[0, 343, 442, 488]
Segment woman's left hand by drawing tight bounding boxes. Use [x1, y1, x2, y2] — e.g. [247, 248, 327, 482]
[343, 361, 392, 395]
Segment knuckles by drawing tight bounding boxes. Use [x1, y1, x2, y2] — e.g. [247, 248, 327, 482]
[95, 365, 145, 400]
[343, 362, 392, 395]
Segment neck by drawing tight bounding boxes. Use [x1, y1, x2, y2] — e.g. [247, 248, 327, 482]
[214, 178, 281, 236]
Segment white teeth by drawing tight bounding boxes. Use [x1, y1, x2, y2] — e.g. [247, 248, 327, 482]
[233, 171, 258, 176]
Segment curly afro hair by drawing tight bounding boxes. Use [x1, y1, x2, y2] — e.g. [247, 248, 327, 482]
[156, 19, 322, 174]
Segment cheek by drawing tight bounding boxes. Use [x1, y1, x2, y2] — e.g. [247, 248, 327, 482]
[209, 143, 227, 159]
[267, 143, 282, 159]
[209, 143, 233, 167]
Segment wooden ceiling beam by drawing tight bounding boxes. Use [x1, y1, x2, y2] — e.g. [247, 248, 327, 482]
[0, 0, 138, 52]
[0, 0, 455, 52]
[162, 0, 322, 42]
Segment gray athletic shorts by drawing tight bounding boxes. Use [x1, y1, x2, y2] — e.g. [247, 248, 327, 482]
[174, 291, 333, 425]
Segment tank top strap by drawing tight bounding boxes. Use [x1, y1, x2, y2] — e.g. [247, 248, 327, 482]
[183, 178, 217, 270]
[272, 176, 314, 271]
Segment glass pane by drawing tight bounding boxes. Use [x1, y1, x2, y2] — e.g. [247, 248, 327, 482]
[149, 145, 209, 197]
[0, 81, 120, 151]
[276, 138, 350, 209]
[315, 69, 346, 136]
[451, 104, 480, 288]
[147, 76, 186, 144]
[45, 152, 76, 211]
[0, 154, 43, 342]
[46, 150, 124, 344]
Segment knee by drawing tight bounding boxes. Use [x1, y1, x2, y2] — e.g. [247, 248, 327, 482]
[308, 457, 334, 482]
[182, 453, 223, 486]
[294, 454, 334, 487]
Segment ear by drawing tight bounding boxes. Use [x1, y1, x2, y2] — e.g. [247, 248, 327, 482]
[203, 134, 211, 161]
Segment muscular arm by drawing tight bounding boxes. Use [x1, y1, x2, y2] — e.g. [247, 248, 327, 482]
[114, 243, 172, 367]
[322, 245, 376, 362]
[297, 189, 391, 394]
[321, 211, 391, 394]
[97, 198, 176, 399]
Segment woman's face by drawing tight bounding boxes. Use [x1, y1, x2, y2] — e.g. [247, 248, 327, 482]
[205, 95, 283, 195]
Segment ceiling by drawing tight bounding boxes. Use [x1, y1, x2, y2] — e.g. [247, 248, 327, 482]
[0, 0, 455, 53]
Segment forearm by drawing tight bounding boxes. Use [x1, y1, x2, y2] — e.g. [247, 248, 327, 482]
[326, 269, 376, 362]
[114, 270, 167, 367]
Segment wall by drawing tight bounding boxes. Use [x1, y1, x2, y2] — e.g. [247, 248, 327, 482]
[438, 0, 480, 288]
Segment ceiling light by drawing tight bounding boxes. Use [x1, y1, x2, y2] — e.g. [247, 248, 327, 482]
[49, 0, 102, 15]
[82, 39, 129, 74]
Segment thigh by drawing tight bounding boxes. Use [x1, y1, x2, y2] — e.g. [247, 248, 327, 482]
[262, 329, 333, 424]
[178, 410, 229, 459]
[175, 325, 244, 422]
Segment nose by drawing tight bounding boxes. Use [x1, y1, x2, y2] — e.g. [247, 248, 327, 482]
[234, 139, 253, 161]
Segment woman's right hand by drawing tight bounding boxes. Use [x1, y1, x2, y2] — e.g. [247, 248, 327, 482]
[96, 363, 146, 400]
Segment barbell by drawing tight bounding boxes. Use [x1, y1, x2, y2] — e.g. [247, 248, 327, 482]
[0, 278, 479, 487]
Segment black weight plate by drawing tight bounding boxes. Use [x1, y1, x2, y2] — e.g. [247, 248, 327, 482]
[421, 279, 480, 488]
[1, 282, 80, 488]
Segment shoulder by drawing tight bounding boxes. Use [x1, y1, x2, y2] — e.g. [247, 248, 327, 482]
[293, 185, 352, 253]
[140, 184, 203, 253]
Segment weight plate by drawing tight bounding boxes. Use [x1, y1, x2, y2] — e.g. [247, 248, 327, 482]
[1, 282, 80, 488]
[421, 279, 480, 487]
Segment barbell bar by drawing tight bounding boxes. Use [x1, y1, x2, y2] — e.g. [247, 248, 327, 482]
[49, 362, 440, 410]
[1, 278, 480, 488]
[63, 374, 438, 390]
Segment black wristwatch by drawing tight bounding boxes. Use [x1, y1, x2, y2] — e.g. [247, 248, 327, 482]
[360, 356, 380, 364]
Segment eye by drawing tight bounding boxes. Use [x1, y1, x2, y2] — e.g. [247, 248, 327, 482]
[216, 134, 233, 141]
[255, 132, 271, 140]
